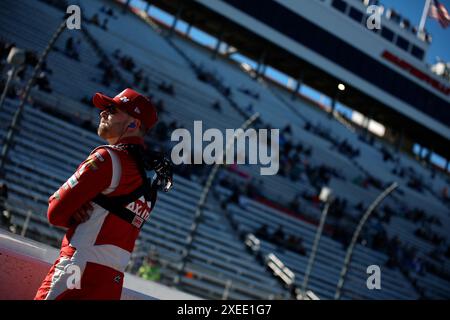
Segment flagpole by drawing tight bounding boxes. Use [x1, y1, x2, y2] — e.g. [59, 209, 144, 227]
[418, 0, 432, 35]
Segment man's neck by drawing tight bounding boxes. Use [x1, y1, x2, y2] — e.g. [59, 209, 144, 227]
[107, 133, 142, 145]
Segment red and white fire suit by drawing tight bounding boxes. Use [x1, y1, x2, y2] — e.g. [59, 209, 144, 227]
[35, 136, 152, 300]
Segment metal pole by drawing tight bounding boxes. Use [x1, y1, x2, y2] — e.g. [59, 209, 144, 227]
[292, 72, 303, 100]
[418, 0, 432, 35]
[0, 19, 67, 175]
[255, 51, 266, 78]
[168, 4, 183, 37]
[301, 200, 331, 293]
[222, 279, 232, 300]
[212, 30, 223, 60]
[0, 66, 17, 112]
[330, 91, 339, 117]
[334, 182, 398, 300]
[21, 209, 32, 237]
[122, 0, 131, 14]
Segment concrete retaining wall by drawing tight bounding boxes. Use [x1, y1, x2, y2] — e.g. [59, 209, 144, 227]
[0, 229, 200, 300]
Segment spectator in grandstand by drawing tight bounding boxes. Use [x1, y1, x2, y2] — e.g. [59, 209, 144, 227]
[35, 71, 52, 93]
[80, 96, 91, 106]
[0, 78, 19, 99]
[0, 182, 7, 205]
[101, 18, 109, 31]
[255, 224, 269, 240]
[34, 88, 173, 300]
[119, 55, 135, 72]
[304, 121, 312, 131]
[0, 40, 15, 61]
[284, 234, 305, 256]
[288, 194, 302, 213]
[112, 48, 122, 60]
[335, 138, 360, 159]
[133, 68, 144, 87]
[100, 5, 117, 18]
[82, 119, 94, 132]
[441, 186, 448, 201]
[281, 124, 292, 136]
[211, 99, 222, 113]
[238, 86, 260, 100]
[445, 245, 450, 259]
[142, 75, 150, 93]
[385, 235, 403, 269]
[41, 59, 53, 74]
[0, 40, 6, 60]
[154, 120, 169, 142]
[72, 39, 81, 61]
[157, 81, 175, 96]
[227, 187, 241, 206]
[245, 103, 254, 114]
[137, 249, 161, 281]
[328, 197, 346, 219]
[65, 37, 74, 56]
[371, 228, 388, 251]
[23, 50, 39, 68]
[64, 37, 81, 61]
[271, 225, 286, 246]
[155, 98, 165, 114]
[96, 59, 108, 70]
[407, 177, 424, 193]
[101, 64, 115, 87]
[0, 59, 5, 76]
[168, 120, 178, 133]
[0, 182, 10, 230]
[89, 13, 101, 26]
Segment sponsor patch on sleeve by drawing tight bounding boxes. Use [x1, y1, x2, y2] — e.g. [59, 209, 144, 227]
[94, 151, 105, 162]
[52, 190, 61, 200]
[68, 174, 79, 189]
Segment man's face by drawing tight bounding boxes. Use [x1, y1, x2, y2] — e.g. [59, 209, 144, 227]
[98, 106, 133, 141]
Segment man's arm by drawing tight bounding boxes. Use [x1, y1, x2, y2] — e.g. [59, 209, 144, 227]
[47, 148, 113, 227]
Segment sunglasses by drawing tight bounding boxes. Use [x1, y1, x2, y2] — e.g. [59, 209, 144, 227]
[104, 105, 118, 114]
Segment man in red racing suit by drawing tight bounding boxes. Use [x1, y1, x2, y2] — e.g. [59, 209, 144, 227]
[35, 88, 161, 300]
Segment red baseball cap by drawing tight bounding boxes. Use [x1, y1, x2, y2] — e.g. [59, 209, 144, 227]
[92, 88, 158, 129]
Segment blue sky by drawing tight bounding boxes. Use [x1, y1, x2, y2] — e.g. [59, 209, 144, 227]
[380, 0, 450, 65]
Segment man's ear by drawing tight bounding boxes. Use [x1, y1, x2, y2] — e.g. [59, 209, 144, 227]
[128, 119, 141, 130]
[135, 119, 141, 129]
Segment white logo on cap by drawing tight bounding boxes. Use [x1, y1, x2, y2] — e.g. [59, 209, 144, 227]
[134, 107, 141, 114]
[120, 96, 130, 103]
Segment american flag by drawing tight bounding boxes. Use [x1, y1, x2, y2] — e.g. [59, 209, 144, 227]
[429, 0, 450, 28]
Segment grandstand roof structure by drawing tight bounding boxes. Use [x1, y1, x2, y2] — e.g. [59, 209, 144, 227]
[148, 0, 450, 161]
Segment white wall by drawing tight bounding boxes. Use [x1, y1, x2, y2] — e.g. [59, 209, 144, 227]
[0, 229, 200, 300]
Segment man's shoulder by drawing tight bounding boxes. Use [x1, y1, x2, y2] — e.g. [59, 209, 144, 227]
[89, 145, 112, 162]
[92, 144, 132, 155]
[90, 144, 132, 158]
[89, 145, 135, 168]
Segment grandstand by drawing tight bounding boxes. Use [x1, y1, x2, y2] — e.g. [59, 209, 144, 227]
[0, 0, 449, 300]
